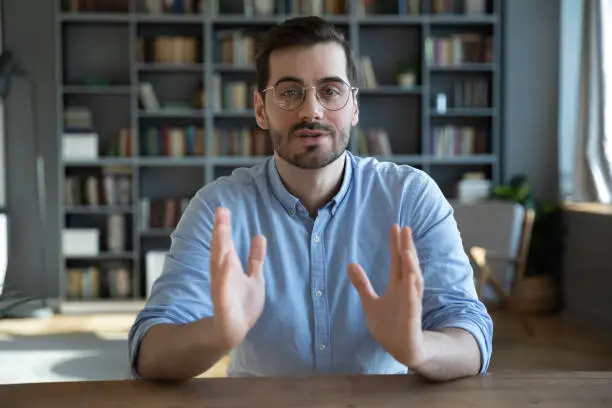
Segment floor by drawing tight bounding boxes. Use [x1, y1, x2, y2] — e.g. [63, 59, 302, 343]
[0, 310, 611, 384]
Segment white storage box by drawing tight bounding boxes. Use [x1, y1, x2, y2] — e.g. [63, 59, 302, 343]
[63, 228, 100, 256]
[62, 133, 99, 160]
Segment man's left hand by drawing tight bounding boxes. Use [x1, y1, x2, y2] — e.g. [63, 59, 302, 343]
[347, 224, 428, 369]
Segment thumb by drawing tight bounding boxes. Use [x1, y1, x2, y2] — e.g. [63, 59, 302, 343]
[247, 234, 267, 279]
[347, 263, 378, 304]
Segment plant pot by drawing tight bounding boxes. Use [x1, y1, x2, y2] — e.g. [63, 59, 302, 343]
[509, 275, 557, 314]
[398, 72, 416, 88]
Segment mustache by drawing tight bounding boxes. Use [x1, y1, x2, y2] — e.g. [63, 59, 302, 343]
[291, 122, 334, 135]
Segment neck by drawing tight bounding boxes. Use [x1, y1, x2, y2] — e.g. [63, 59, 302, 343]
[275, 152, 347, 218]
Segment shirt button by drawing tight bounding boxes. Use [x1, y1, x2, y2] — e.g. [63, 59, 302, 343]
[289, 209, 295, 216]
[313, 234, 320, 243]
[319, 344, 326, 351]
[315, 290, 322, 297]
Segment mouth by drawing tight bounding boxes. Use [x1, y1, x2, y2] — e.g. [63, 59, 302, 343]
[294, 129, 329, 138]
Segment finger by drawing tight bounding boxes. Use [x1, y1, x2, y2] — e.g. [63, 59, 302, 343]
[347, 263, 378, 304]
[401, 227, 424, 295]
[247, 234, 267, 279]
[390, 224, 402, 281]
[211, 207, 231, 271]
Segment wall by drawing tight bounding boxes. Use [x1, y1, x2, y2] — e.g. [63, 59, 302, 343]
[3, 0, 60, 303]
[562, 209, 612, 332]
[503, 0, 559, 201]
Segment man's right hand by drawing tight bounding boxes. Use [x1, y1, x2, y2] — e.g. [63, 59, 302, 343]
[210, 207, 267, 350]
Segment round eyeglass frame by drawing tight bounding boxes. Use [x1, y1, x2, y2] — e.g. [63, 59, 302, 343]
[260, 79, 358, 111]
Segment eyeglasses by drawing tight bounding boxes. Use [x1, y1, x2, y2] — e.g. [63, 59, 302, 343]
[260, 79, 357, 111]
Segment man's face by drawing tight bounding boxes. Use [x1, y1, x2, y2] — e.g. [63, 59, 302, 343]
[255, 42, 359, 169]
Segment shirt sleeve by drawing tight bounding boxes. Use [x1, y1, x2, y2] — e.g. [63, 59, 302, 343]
[127, 189, 218, 378]
[404, 171, 494, 374]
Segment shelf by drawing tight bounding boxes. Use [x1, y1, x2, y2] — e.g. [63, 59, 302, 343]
[428, 64, 495, 72]
[431, 109, 495, 117]
[62, 85, 133, 95]
[427, 14, 499, 25]
[56, 3, 503, 306]
[141, 228, 175, 237]
[429, 155, 497, 165]
[359, 86, 422, 95]
[212, 14, 286, 24]
[369, 155, 425, 165]
[63, 157, 135, 167]
[64, 252, 136, 260]
[60, 300, 146, 314]
[214, 63, 256, 73]
[208, 156, 267, 166]
[139, 157, 206, 166]
[134, 13, 204, 23]
[64, 206, 134, 214]
[138, 110, 206, 119]
[357, 15, 424, 25]
[135, 63, 204, 72]
[59, 12, 131, 23]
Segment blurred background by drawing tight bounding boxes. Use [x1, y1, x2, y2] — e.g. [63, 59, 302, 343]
[0, 0, 611, 384]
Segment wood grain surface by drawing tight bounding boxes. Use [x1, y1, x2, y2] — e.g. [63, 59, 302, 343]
[1, 372, 611, 408]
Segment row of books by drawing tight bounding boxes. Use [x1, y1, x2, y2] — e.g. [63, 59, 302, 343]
[136, 36, 199, 65]
[62, 0, 129, 12]
[63, 0, 487, 16]
[212, 127, 272, 157]
[212, 76, 256, 112]
[142, 0, 205, 14]
[432, 0, 488, 14]
[65, 264, 132, 300]
[431, 125, 488, 157]
[357, 128, 393, 156]
[448, 77, 490, 108]
[143, 125, 205, 157]
[139, 78, 254, 113]
[65, 168, 132, 207]
[217, 31, 256, 66]
[141, 196, 192, 230]
[425, 34, 493, 66]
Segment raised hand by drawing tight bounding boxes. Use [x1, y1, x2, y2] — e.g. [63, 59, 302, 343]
[210, 207, 267, 350]
[347, 224, 426, 369]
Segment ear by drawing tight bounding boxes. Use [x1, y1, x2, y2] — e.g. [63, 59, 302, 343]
[351, 89, 359, 127]
[254, 90, 269, 130]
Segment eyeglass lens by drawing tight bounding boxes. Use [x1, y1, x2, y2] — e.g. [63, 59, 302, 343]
[273, 80, 351, 110]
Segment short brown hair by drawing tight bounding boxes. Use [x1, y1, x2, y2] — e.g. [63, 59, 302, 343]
[255, 16, 360, 92]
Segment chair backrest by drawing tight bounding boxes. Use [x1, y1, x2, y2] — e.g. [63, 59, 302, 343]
[449, 199, 527, 302]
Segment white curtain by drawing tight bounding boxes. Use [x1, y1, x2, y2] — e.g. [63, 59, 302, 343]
[559, 0, 612, 203]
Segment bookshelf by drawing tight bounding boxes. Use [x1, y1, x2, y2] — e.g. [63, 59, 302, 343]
[55, 0, 503, 308]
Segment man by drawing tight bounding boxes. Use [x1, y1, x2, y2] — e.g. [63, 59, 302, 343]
[128, 16, 493, 382]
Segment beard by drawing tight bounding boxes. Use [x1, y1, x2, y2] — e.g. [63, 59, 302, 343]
[269, 121, 351, 169]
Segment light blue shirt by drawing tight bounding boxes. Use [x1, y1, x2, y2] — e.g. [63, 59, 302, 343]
[128, 151, 493, 377]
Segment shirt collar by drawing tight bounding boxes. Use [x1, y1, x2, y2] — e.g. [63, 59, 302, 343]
[267, 151, 355, 217]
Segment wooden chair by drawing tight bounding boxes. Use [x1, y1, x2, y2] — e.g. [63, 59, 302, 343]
[450, 200, 536, 336]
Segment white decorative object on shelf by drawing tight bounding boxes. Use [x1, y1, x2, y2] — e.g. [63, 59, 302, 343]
[62, 132, 98, 160]
[62, 229, 100, 256]
[458, 172, 491, 204]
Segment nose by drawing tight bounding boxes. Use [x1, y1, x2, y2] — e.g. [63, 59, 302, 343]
[297, 86, 324, 122]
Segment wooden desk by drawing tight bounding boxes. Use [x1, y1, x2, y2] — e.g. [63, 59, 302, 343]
[1, 372, 611, 408]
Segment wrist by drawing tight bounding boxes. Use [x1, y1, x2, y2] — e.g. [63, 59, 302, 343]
[404, 330, 431, 372]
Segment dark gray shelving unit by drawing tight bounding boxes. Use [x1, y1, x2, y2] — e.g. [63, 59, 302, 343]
[55, 0, 502, 308]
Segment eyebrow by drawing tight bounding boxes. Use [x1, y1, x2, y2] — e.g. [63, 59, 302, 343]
[273, 76, 348, 86]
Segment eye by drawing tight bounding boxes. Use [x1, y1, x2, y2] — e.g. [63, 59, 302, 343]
[280, 87, 300, 97]
[321, 86, 340, 96]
